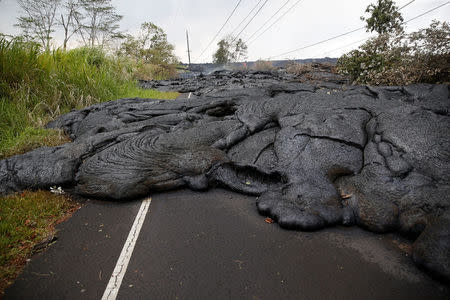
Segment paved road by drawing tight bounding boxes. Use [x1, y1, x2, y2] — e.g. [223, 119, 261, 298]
[5, 189, 449, 299]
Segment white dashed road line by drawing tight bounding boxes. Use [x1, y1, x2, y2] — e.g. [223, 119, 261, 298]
[101, 197, 152, 300]
[188, 92, 192, 99]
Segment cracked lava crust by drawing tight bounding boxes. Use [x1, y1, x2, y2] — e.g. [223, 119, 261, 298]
[1, 70, 449, 281]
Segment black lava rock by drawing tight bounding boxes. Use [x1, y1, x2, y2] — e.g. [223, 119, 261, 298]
[1, 70, 449, 281]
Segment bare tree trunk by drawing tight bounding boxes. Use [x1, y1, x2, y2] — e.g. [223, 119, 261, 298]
[90, 11, 96, 47]
[62, 14, 69, 50]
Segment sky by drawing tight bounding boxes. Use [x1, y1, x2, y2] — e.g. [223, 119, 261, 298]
[0, 0, 448, 63]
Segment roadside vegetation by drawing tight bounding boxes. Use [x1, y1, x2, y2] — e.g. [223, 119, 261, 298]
[337, 0, 449, 85]
[0, 39, 178, 160]
[0, 1, 181, 160]
[0, 190, 79, 296]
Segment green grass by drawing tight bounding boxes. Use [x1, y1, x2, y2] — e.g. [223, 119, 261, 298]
[0, 191, 79, 295]
[0, 39, 178, 159]
[0, 126, 71, 160]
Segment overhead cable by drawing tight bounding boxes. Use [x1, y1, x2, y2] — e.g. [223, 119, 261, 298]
[229, 0, 265, 37]
[247, 0, 304, 44]
[244, 0, 292, 43]
[231, 0, 270, 43]
[268, 0, 446, 59]
[195, 0, 243, 62]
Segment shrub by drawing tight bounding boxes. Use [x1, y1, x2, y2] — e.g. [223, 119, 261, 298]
[132, 60, 178, 81]
[286, 62, 313, 75]
[252, 60, 275, 71]
[285, 62, 341, 83]
[116, 22, 179, 80]
[286, 62, 336, 75]
[337, 21, 450, 85]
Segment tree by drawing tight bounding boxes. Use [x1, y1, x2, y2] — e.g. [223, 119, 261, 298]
[15, 0, 61, 50]
[337, 20, 449, 85]
[361, 0, 404, 34]
[59, 0, 84, 50]
[212, 36, 248, 65]
[117, 22, 177, 65]
[213, 39, 231, 65]
[232, 38, 248, 62]
[138, 22, 177, 64]
[78, 0, 122, 47]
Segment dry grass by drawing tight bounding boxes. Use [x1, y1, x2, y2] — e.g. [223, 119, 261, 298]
[252, 60, 275, 71]
[286, 62, 337, 75]
[285, 62, 340, 83]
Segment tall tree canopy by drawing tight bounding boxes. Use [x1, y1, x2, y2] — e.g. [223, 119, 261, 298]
[78, 0, 123, 47]
[361, 0, 404, 34]
[118, 22, 178, 65]
[212, 36, 248, 65]
[16, 0, 61, 50]
[14, 0, 122, 49]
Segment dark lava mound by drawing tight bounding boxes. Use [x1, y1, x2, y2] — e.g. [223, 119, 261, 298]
[1, 70, 449, 281]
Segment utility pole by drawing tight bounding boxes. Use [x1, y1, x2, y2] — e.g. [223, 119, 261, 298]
[186, 30, 191, 68]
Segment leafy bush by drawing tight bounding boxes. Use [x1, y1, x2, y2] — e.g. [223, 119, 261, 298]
[130, 59, 178, 81]
[116, 22, 178, 80]
[337, 21, 450, 85]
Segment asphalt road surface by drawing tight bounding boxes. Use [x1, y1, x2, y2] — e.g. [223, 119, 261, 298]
[5, 189, 449, 299]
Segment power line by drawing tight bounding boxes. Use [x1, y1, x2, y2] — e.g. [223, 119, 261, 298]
[319, 0, 416, 57]
[321, 36, 372, 57]
[229, 0, 265, 37]
[247, 0, 304, 44]
[269, 26, 365, 59]
[244, 0, 291, 43]
[268, 0, 442, 60]
[251, 0, 413, 48]
[195, 0, 243, 62]
[399, 0, 415, 10]
[232, 0, 270, 43]
[404, 1, 448, 23]
[319, 0, 444, 58]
